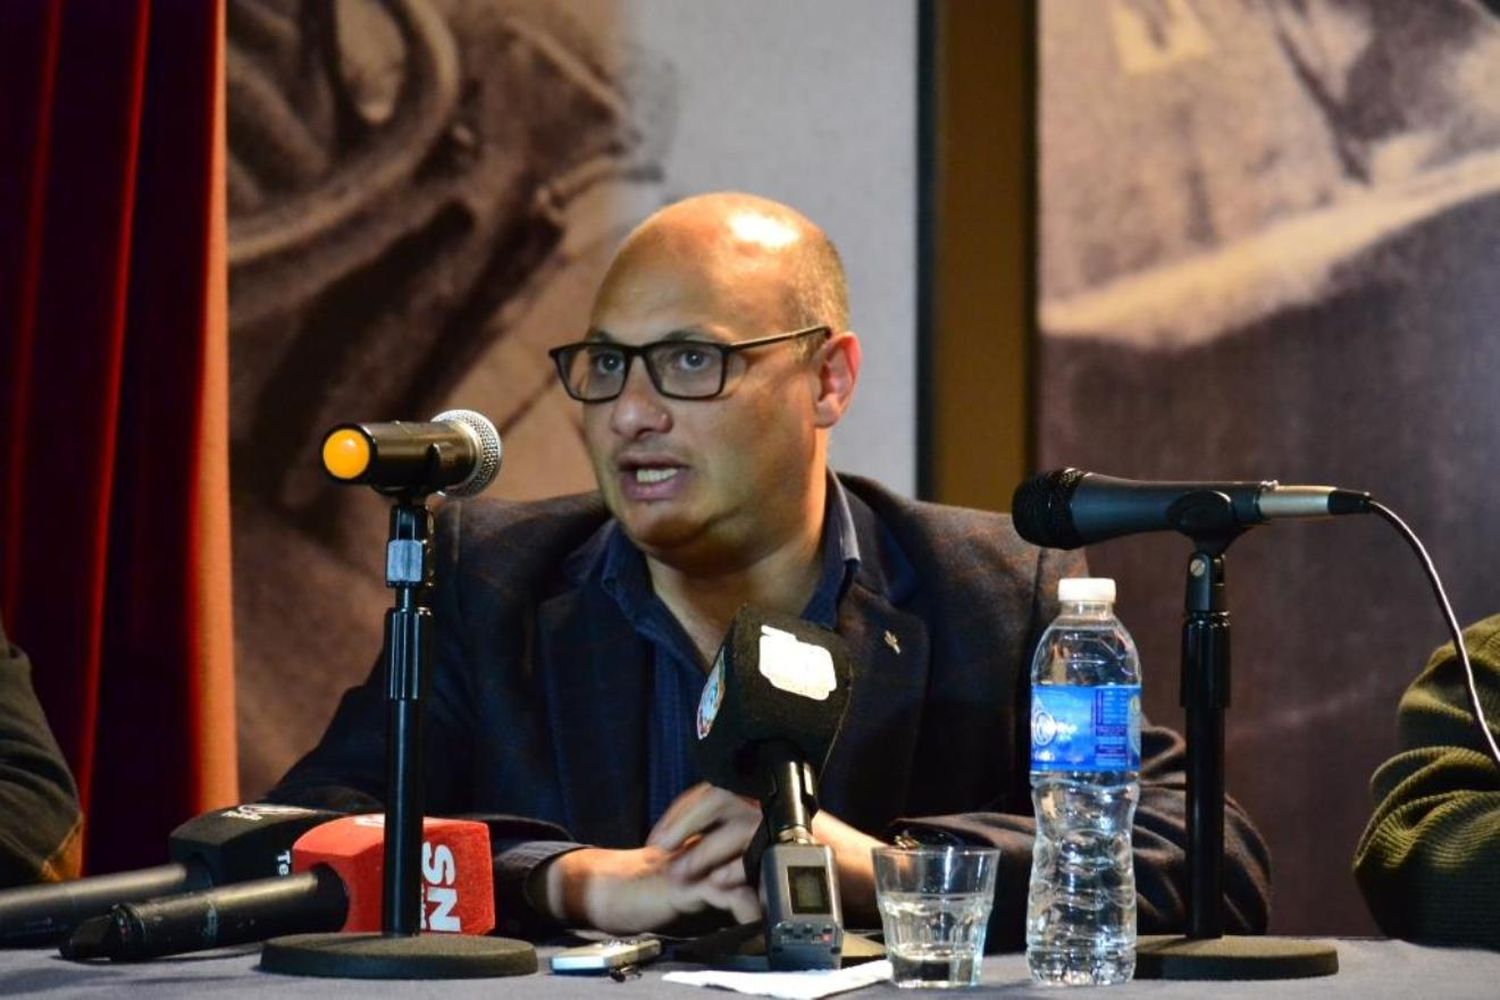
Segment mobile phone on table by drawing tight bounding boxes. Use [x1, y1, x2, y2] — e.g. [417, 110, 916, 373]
[550, 938, 662, 974]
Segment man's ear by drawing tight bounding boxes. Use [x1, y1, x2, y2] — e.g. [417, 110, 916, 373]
[812, 331, 861, 429]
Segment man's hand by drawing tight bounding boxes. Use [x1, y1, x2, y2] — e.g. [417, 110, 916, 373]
[648, 782, 763, 888]
[530, 782, 886, 934]
[535, 843, 759, 935]
[647, 783, 888, 927]
[531, 782, 762, 933]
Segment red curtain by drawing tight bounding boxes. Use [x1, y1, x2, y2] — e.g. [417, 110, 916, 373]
[0, 0, 237, 874]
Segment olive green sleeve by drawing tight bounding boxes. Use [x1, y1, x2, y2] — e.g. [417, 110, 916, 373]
[0, 619, 83, 886]
[1353, 615, 1500, 948]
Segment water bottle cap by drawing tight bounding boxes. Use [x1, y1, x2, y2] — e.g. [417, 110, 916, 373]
[1057, 577, 1116, 604]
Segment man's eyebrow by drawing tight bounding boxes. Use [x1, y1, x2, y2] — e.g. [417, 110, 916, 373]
[584, 328, 726, 344]
[658, 329, 726, 343]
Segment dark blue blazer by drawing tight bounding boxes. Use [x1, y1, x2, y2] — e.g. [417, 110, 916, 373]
[270, 475, 1271, 947]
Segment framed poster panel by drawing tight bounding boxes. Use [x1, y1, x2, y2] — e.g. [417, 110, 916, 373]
[1037, 0, 1500, 934]
[228, 0, 920, 794]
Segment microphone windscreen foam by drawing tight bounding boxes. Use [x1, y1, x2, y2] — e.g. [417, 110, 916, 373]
[694, 606, 853, 797]
[292, 815, 495, 935]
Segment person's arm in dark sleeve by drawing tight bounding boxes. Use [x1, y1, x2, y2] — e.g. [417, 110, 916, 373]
[263, 655, 397, 815]
[0, 618, 83, 887]
[890, 545, 1271, 951]
[1353, 615, 1500, 949]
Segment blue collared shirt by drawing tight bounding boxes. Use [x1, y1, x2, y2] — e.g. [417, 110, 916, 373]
[579, 474, 862, 826]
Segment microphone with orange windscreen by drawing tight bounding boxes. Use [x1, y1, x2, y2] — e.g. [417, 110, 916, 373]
[62, 816, 494, 961]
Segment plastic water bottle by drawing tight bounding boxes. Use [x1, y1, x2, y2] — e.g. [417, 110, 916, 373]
[1026, 577, 1142, 986]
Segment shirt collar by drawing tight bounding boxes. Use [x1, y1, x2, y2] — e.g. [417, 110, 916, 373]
[802, 472, 861, 626]
[572, 471, 863, 627]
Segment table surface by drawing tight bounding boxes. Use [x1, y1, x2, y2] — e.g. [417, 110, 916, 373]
[1, 937, 1497, 998]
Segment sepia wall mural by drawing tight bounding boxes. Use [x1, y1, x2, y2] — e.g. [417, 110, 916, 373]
[227, 0, 918, 796]
[1039, 0, 1500, 934]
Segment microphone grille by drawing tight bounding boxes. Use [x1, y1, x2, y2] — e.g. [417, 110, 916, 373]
[1011, 468, 1086, 549]
[432, 409, 503, 497]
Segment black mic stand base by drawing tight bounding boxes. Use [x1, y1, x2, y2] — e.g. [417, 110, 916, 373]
[260, 932, 537, 980]
[674, 921, 886, 972]
[1135, 934, 1338, 980]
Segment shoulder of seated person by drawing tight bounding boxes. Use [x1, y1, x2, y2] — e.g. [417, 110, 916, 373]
[436, 491, 609, 541]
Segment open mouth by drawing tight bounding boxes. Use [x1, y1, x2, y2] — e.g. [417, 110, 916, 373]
[616, 460, 688, 498]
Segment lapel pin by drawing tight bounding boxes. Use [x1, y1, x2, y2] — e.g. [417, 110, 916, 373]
[883, 630, 901, 654]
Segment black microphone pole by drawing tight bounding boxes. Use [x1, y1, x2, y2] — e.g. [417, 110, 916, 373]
[1181, 543, 1231, 939]
[381, 497, 432, 937]
[262, 445, 533, 978]
[1134, 503, 1336, 979]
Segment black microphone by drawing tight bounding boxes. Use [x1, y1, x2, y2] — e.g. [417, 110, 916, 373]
[61, 868, 349, 962]
[693, 607, 852, 971]
[60, 815, 496, 961]
[1011, 468, 1373, 549]
[0, 803, 337, 947]
[320, 409, 502, 497]
[693, 607, 852, 810]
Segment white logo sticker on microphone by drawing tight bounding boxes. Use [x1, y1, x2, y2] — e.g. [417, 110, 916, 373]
[758, 625, 837, 701]
[697, 654, 726, 740]
[221, 803, 313, 822]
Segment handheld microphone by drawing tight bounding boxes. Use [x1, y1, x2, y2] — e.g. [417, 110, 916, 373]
[0, 803, 337, 947]
[61, 815, 495, 961]
[320, 409, 502, 497]
[1011, 468, 1373, 549]
[694, 607, 853, 971]
[694, 608, 852, 803]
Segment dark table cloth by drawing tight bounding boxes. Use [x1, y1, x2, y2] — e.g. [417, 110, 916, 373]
[0, 939, 1497, 998]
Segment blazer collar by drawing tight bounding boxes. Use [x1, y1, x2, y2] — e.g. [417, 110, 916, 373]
[817, 489, 931, 829]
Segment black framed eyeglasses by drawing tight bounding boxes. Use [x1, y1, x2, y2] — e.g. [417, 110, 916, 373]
[548, 325, 830, 402]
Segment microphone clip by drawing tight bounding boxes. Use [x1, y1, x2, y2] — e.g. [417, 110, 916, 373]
[1166, 491, 1250, 554]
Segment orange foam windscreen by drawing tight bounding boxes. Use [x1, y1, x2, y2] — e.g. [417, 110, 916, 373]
[292, 814, 495, 935]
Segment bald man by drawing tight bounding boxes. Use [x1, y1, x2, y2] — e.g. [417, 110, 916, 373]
[271, 193, 1271, 945]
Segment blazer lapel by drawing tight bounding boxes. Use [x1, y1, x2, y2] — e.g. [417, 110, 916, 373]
[534, 584, 650, 848]
[819, 490, 931, 833]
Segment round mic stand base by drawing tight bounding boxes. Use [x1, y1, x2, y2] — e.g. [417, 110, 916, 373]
[260, 932, 537, 980]
[1135, 934, 1338, 980]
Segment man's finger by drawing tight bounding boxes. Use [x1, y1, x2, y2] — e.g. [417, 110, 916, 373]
[701, 882, 761, 926]
[649, 783, 748, 849]
[649, 783, 734, 848]
[648, 783, 711, 847]
[669, 815, 758, 879]
[707, 856, 747, 889]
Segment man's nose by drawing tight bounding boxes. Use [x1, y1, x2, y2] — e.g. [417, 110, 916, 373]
[608, 359, 671, 437]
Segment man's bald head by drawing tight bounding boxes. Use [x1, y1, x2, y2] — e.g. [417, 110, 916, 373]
[576, 191, 863, 571]
[594, 192, 849, 338]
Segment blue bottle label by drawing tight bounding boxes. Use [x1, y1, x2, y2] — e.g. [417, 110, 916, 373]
[1031, 684, 1142, 772]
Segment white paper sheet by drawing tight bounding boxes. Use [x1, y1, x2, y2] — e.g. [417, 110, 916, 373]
[663, 959, 894, 999]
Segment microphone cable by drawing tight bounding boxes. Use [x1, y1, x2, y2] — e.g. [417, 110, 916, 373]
[1371, 500, 1500, 771]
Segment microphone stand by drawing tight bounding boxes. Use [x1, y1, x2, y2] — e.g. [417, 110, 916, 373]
[261, 493, 536, 979]
[1135, 504, 1337, 979]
